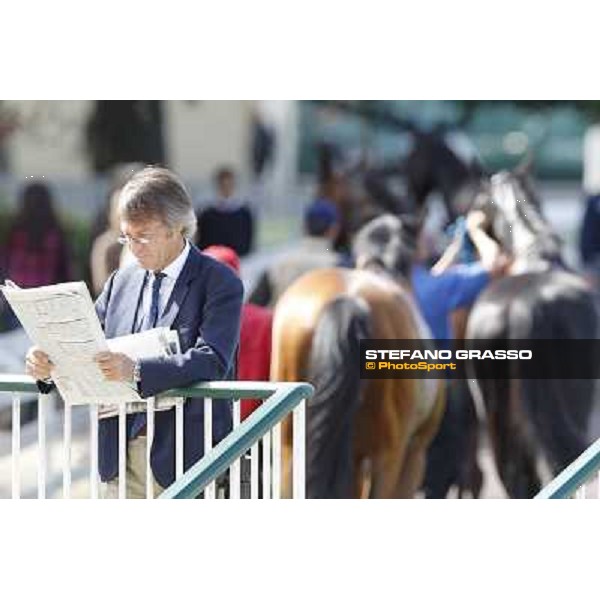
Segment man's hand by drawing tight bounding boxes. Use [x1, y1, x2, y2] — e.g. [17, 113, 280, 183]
[25, 347, 53, 381]
[466, 210, 488, 233]
[94, 352, 135, 382]
[490, 253, 512, 278]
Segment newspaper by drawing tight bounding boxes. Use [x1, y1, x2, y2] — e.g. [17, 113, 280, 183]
[102, 327, 183, 419]
[1, 280, 182, 417]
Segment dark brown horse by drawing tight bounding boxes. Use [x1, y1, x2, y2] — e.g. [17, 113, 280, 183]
[466, 170, 599, 498]
[317, 127, 485, 254]
[271, 215, 445, 498]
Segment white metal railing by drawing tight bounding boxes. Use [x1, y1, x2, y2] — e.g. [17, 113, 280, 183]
[0, 376, 311, 500]
[159, 381, 310, 499]
[535, 435, 600, 499]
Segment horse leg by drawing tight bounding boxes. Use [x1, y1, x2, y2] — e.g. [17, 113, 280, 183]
[355, 457, 373, 499]
[484, 378, 541, 498]
[457, 421, 484, 499]
[396, 386, 446, 498]
[369, 450, 407, 499]
[423, 379, 469, 498]
[363, 380, 418, 499]
[456, 387, 484, 499]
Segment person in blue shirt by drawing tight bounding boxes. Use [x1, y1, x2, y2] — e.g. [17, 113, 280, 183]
[579, 193, 600, 289]
[412, 211, 507, 344]
[412, 210, 509, 498]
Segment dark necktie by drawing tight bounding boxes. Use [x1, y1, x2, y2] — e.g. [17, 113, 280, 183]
[146, 271, 166, 330]
[130, 271, 166, 440]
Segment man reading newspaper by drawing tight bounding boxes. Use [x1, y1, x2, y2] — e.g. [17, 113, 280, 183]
[26, 167, 243, 498]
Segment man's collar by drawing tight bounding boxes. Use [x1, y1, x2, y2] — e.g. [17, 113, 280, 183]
[156, 239, 191, 280]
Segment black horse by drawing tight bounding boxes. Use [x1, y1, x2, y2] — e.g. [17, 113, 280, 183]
[317, 127, 485, 253]
[362, 127, 485, 220]
[466, 170, 599, 498]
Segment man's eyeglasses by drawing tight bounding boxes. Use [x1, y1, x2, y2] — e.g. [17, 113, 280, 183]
[118, 234, 153, 246]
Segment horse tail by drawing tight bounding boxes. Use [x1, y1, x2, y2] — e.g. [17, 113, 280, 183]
[518, 279, 598, 477]
[306, 295, 372, 499]
[522, 377, 594, 474]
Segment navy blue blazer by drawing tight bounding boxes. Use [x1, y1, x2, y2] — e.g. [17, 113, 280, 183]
[95, 244, 243, 488]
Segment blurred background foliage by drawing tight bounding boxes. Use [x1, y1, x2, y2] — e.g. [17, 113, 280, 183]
[300, 100, 600, 179]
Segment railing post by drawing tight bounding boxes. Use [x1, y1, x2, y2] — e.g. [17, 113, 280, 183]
[12, 393, 21, 499]
[262, 430, 271, 499]
[250, 441, 259, 499]
[146, 398, 155, 499]
[292, 398, 306, 499]
[204, 397, 215, 499]
[175, 399, 184, 481]
[63, 401, 72, 498]
[118, 403, 126, 499]
[89, 404, 99, 499]
[230, 401, 241, 499]
[272, 423, 281, 500]
[37, 392, 47, 499]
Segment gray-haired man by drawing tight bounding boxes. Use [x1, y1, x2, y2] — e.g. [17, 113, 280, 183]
[27, 166, 243, 498]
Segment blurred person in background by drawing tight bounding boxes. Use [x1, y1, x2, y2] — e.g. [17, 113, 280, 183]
[249, 198, 344, 307]
[203, 244, 272, 421]
[1, 181, 72, 329]
[196, 167, 254, 257]
[579, 191, 600, 290]
[0, 181, 73, 425]
[317, 167, 353, 255]
[89, 163, 142, 297]
[580, 125, 600, 291]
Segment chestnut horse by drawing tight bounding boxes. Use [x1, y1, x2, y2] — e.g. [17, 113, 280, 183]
[271, 215, 445, 498]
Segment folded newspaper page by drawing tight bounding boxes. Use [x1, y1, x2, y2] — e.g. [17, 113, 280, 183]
[1, 280, 182, 417]
[102, 327, 183, 419]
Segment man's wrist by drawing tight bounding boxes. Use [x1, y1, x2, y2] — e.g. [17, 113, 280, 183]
[132, 360, 142, 384]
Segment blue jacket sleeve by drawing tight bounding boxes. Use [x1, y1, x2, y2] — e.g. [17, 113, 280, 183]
[137, 268, 244, 398]
[94, 270, 117, 328]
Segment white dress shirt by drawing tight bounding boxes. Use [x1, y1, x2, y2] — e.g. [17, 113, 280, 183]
[139, 240, 191, 326]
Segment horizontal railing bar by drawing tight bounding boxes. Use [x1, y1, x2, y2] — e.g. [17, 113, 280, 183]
[157, 381, 285, 400]
[535, 436, 600, 499]
[159, 382, 313, 499]
[0, 375, 38, 394]
[0, 376, 283, 401]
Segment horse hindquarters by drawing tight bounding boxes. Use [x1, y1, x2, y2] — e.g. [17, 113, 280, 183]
[305, 296, 371, 499]
[467, 294, 541, 498]
[514, 275, 598, 477]
[468, 273, 599, 495]
[473, 375, 541, 498]
[522, 378, 595, 475]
